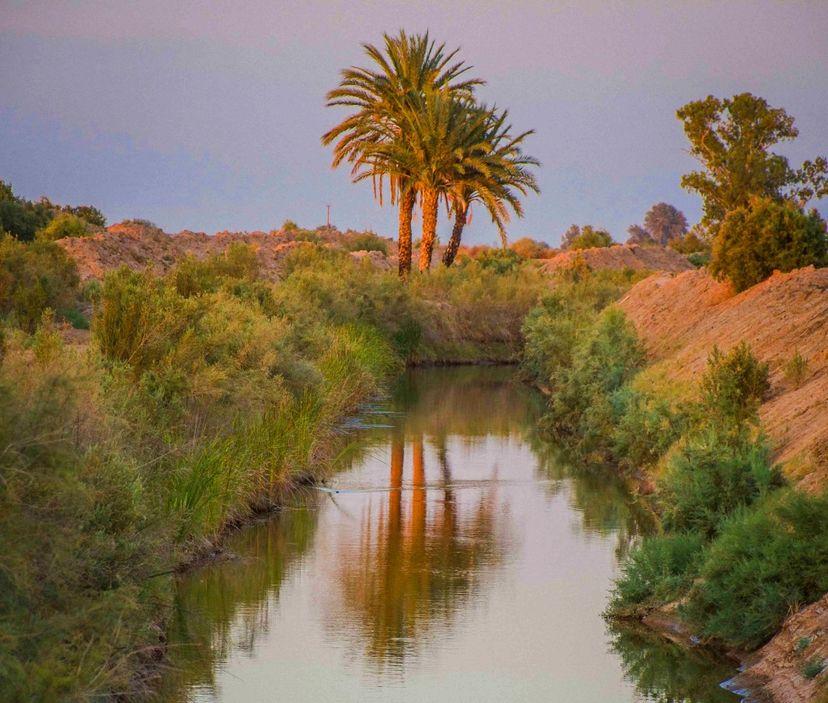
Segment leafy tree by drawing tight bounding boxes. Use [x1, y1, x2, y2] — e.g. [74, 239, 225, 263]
[510, 237, 550, 259]
[710, 197, 827, 292]
[322, 31, 481, 277]
[677, 93, 827, 230]
[0, 181, 52, 241]
[643, 203, 688, 244]
[562, 224, 613, 250]
[62, 205, 106, 227]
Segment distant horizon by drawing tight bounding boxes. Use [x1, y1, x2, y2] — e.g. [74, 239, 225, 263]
[2, 1, 826, 245]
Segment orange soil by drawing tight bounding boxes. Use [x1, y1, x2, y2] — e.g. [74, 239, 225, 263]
[618, 266, 828, 490]
[541, 243, 693, 274]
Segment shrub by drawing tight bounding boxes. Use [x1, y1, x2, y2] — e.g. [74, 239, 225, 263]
[0, 235, 80, 331]
[510, 237, 551, 259]
[342, 231, 389, 254]
[567, 225, 614, 250]
[803, 659, 825, 680]
[35, 213, 92, 241]
[711, 197, 827, 292]
[784, 351, 809, 388]
[682, 490, 828, 649]
[659, 429, 781, 538]
[699, 342, 769, 428]
[464, 246, 524, 273]
[607, 532, 706, 617]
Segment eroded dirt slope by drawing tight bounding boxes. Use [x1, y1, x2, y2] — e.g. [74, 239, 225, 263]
[618, 266, 828, 489]
[57, 222, 394, 281]
[541, 243, 693, 273]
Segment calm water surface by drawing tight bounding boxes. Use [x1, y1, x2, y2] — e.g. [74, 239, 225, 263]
[160, 367, 740, 703]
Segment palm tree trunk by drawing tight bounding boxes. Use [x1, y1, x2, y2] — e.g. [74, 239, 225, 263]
[418, 188, 439, 272]
[441, 207, 466, 267]
[398, 189, 415, 278]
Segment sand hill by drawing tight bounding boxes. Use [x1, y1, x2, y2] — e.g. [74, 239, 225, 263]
[541, 243, 693, 273]
[618, 266, 828, 491]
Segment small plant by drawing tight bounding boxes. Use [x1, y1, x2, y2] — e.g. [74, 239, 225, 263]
[802, 658, 825, 680]
[784, 351, 809, 388]
[795, 636, 812, 653]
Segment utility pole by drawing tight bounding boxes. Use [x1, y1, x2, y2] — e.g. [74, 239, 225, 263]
[326, 204, 331, 229]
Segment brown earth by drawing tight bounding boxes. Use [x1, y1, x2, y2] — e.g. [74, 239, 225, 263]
[618, 266, 828, 490]
[732, 594, 828, 703]
[56, 221, 396, 281]
[541, 243, 693, 274]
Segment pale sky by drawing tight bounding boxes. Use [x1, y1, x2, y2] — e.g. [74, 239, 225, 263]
[1, 1, 826, 245]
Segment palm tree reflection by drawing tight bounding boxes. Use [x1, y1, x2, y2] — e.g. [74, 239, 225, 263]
[333, 432, 507, 671]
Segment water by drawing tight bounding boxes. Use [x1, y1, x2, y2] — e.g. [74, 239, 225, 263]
[159, 367, 740, 703]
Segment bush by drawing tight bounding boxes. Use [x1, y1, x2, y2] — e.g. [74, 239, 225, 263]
[0, 235, 80, 331]
[607, 532, 706, 617]
[510, 237, 551, 259]
[682, 490, 828, 649]
[659, 429, 781, 538]
[699, 342, 769, 428]
[711, 197, 827, 292]
[342, 231, 389, 254]
[464, 246, 524, 273]
[566, 225, 614, 250]
[784, 351, 809, 388]
[36, 213, 92, 241]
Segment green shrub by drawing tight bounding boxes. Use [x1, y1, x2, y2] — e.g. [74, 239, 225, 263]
[607, 532, 706, 617]
[464, 247, 524, 273]
[659, 429, 781, 538]
[682, 490, 828, 649]
[699, 342, 769, 428]
[35, 212, 92, 241]
[0, 235, 80, 331]
[342, 231, 389, 254]
[711, 197, 827, 292]
[562, 224, 614, 250]
[803, 658, 826, 680]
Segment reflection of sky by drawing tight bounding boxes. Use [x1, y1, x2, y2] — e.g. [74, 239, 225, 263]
[2, 1, 826, 243]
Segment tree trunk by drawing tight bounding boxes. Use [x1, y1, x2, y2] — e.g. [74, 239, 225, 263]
[418, 188, 439, 272]
[441, 207, 466, 267]
[397, 189, 415, 278]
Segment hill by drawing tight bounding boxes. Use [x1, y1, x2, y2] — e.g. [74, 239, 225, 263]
[618, 266, 828, 490]
[541, 243, 693, 274]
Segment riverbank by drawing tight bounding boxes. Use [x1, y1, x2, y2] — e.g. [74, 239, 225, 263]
[522, 265, 828, 703]
[0, 240, 549, 701]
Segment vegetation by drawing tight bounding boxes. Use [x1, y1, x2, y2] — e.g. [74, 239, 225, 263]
[678, 93, 827, 289]
[710, 196, 827, 292]
[322, 31, 539, 275]
[0, 180, 105, 241]
[626, 203, 688, 245]
[560, 224, 614, 250]
[0, 226, 552, 699]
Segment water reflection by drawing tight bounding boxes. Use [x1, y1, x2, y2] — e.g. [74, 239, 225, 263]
[329, 433, 507, 673]
[158, 366, 739, 703]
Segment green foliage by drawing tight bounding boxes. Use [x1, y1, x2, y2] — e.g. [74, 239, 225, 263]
[466, 246, 524, 273]
[342, 230, 390, 254]
[0, 235, 80, 331]
[803, 659, 826, 680]
[607, 533, 706, 617]
[682, 490, 828, 649]
[710, 197, 827, 291]
[510, 237, 551, 259]
[699, 342, 770, 427]
[562, 224, 614, 250]
[35, 212, 92, 241]
[784, 351, 809, 388]
[677, 93, 827, 228]
[659, 429, 781, 538]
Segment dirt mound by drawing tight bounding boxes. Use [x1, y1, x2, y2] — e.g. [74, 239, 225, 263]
[56, 222, 395, 281]
[541, 243, 693, 273]
[618, 266, 828, 488]
[732, 593, 828, 703]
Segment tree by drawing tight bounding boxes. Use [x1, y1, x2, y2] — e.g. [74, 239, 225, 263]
[643, 203, 688, 245]
[710, 197, 827, 292]
[677, 93, 827, 230]
[322, 31, 482, 277]
[441, 105, 539, 267]
[626, 224, 652, 245]
[561, 224, 613, 250]
[36, 213, 91, 241]
[511, 237, 551, 259]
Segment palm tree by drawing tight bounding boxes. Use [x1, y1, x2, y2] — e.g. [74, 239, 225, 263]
[321, 31, 482, 277]
[442, 107, 540, 267]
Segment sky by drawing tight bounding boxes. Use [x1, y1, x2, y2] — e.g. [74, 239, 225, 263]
[1, 1, 826, 246]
